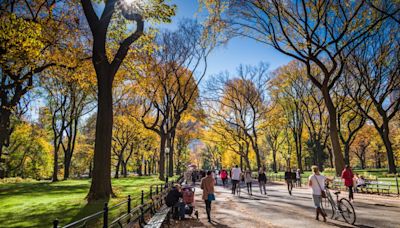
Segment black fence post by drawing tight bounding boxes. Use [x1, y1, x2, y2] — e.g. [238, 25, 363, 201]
[128, 195, 131, 213]
[150, 186, 153, 199]
[103, 202, 108, 228]
[156, 185, 159, 194]
[396, 174, 399, 196]
[141, 190, 144, 205]
[165, 177, 168, 189]
[53, 219, 59, 228]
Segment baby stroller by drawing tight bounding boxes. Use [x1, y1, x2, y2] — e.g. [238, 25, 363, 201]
[182, 185, 199, 219]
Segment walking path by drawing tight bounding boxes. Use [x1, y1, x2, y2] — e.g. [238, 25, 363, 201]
[175, 181, 400, 228]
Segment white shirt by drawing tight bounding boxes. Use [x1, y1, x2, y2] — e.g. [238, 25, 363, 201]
[296, 171, 301, 179]
[231, 167, 241, 180]
[309, 174, 326, 196]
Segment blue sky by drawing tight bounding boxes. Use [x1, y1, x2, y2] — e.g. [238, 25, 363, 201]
[161, 0, 293, 78]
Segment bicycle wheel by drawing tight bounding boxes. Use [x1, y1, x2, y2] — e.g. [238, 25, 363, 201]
[321, 197, 335, 219]
[339, 198, 356, 225]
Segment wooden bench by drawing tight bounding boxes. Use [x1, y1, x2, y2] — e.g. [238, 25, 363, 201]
[332, 179, 345, 190]
[144, 205, 171, 228]
[366, 181, 391, 195]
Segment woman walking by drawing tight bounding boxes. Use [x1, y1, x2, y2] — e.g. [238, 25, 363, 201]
[244, 169, 253, 195]
[308, 166, 328, 222]
[341, 165, 355, 201]
[201, 171, 215, 223]
[258, 168, 267, 195]
[220, 169, 228, 187]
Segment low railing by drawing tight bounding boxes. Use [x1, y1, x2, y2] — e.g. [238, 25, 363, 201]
[267, 173, 400, 196]
[53, 176, 183, 228]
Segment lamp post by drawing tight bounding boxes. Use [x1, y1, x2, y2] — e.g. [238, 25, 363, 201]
[165, 147, 170, 184]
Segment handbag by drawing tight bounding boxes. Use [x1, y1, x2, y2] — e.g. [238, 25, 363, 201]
[207, 193, 215, 201]
[314, 175, 327, 198]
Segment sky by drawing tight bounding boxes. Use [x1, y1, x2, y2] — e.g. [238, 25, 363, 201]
[161, 0, 293, 78]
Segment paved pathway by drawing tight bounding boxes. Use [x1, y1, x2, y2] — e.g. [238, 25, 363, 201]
[175, 181, 400, 228]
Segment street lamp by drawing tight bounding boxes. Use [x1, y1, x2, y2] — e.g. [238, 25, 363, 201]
[165, 147, 170, 184]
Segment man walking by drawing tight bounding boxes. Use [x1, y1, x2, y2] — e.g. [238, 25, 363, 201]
[231, 165, 241, 194]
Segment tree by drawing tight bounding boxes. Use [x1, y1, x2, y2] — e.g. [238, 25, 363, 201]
[270, 61, 305, 171]
[42, 58, 95, 181]
[201, 0, 390, 175]
[206, 63, 270, 171]
[80, 0, 175, 200]
[136, 20, 210, 180]
[345, 22, 400, 173]
[0, 0, 82, 176]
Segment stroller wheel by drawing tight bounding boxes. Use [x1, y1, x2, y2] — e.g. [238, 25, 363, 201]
[195, 210, 199, 220]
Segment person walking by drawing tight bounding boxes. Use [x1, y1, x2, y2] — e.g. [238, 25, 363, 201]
[284, 168, 294, 195]
[231, 165, 241, 194]
[296, 169, 302, 187]
[220, 169, 228, 187]
[244, 169, 253, 195]
[258, 168, 267, 195]
[191, 171, 196, 186]
[201, 171, 215, 223]
[341, 165, 355, 201]
[308, 166, 328, 222]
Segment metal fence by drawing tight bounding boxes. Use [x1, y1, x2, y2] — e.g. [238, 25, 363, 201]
[53, 176, 183, 228]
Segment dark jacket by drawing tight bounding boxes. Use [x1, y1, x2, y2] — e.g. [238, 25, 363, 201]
[166, 188, 182, 207]
[284, 171, 292, 180]
[258, 173, 267, 182]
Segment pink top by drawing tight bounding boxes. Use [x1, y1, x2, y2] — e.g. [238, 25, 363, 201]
[341, 168, 354, 187]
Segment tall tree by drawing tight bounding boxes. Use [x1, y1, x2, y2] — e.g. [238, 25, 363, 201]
[80, 0, 174, 200]
[345, 23, 400, 173]
[201, 0, 390, 175]
[0, 0, 81, 176]
[136, 20, 210, 180]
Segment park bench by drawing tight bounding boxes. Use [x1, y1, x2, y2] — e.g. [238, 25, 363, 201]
[144, 205, 171, 228]
[332, 179, 345, 190]
[366, 181, 391, 195]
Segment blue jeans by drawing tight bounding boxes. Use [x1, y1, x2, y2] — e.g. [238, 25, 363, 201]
[174, 202, 185, 219]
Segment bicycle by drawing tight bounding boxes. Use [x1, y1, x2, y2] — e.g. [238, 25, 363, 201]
[321, 183, 356, 225]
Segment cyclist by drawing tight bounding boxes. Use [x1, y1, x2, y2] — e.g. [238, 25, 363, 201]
[308, 165, 328, 222]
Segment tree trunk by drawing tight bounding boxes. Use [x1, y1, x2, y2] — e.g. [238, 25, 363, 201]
[245, 157, 251, 171]
[122, 161, 127, 177]
[0, 109, 12, 174]
[159, 134, 166, 180]
[168, 130, 175, 177]
[64, 153, 71, 180]
[52, 137, 59, 182]
[344, 143, 351, 166]
[380, 122, 397, 173]
[322, 88, 345, 176]
[115, 157, 121, 179]
[87, 73, 114, 201]
[272, 149, 277, 173]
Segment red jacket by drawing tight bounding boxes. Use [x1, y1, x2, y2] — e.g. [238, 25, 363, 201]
[341, 169, 354, 187]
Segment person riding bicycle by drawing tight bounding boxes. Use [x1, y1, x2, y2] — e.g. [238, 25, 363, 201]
[308, 166, 328, 222]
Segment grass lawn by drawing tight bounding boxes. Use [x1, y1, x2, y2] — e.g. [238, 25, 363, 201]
[0, 176, 171, 228]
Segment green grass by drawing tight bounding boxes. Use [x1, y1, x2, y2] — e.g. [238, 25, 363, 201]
[0, 176, 169, 228]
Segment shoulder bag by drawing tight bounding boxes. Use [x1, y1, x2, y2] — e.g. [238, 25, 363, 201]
[314, 175, 327, 198]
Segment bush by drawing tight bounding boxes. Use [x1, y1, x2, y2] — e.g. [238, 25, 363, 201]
[0, 177, 36, 184]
